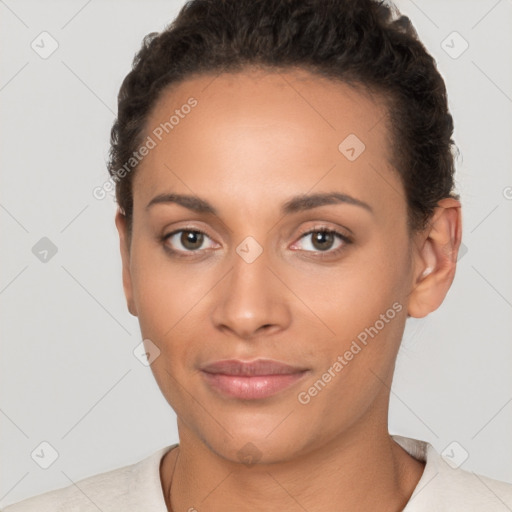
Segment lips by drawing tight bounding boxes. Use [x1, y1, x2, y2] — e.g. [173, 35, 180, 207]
[200, 359, 309, 400]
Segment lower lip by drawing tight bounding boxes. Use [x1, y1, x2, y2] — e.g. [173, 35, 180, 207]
[201, 371, 308, 400]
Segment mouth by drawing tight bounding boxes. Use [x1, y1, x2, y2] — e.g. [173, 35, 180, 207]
[200, 359, 310, 400]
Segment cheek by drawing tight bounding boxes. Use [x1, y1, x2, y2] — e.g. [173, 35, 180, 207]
[297, 237, 410, 398]
[129, 236, 192, 323]
[129, 241, 217, 369]
[293, 237, 408, 335]
[295, 290, 407, 434]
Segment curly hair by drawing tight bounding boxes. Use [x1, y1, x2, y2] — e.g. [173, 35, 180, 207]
[108, 0, 459, 235]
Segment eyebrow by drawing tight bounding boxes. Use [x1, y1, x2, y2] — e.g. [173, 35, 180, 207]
[146, 191, 373, 215]
[282, 192, 373, 215]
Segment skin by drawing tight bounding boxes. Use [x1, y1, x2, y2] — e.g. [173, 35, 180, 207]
[115, 67, 462, 511]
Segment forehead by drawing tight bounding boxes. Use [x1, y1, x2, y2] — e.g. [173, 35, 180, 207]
[133, 68, 404, 219]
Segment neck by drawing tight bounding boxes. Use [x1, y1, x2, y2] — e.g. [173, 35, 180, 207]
[161, 419, 425, 512]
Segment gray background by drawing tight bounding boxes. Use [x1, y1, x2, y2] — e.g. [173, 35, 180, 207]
[1, 0, 511, 506]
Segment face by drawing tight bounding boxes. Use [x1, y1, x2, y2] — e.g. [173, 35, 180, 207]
[117, 68, 423, 463]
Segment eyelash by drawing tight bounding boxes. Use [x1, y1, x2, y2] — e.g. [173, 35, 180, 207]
[161, 226, 352, 260]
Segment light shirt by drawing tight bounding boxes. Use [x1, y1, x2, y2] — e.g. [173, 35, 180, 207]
[4, 435, 512, 511]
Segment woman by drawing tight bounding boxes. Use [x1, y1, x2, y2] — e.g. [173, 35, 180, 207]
[5, 0, 512, 510]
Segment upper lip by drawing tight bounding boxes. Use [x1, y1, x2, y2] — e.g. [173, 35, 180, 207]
[200, 359, 308, 376]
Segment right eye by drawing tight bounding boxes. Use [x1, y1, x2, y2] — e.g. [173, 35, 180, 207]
[162, 228, 219, 255]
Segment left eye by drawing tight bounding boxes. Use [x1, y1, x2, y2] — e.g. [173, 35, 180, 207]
[163, 229, 218, 252]
[292, 229, 349, 253]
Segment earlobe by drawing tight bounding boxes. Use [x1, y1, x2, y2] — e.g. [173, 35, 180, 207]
[407, 198, 462, 319]
[114, 208, 138, 317]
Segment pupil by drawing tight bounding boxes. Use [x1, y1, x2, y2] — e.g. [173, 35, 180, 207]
[182, 231, 203, 250]
[313, 231, 333, 251]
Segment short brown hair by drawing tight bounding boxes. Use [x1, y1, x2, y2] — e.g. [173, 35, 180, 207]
[108, 0, 459, 234]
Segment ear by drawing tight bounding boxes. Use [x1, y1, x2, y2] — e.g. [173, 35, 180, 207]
[115, 208, 138, 317]
[407, 197, 462, 318]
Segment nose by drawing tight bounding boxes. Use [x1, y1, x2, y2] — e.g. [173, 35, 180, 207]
[211, 247, 291, 341]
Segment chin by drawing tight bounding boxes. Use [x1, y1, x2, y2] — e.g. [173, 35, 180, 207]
[193, 412, 317, 467]
[205, 435, 300, 466]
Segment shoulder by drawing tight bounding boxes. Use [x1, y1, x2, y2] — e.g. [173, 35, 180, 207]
[2, 445, 175, 512]
[393, 435, 512, 512]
